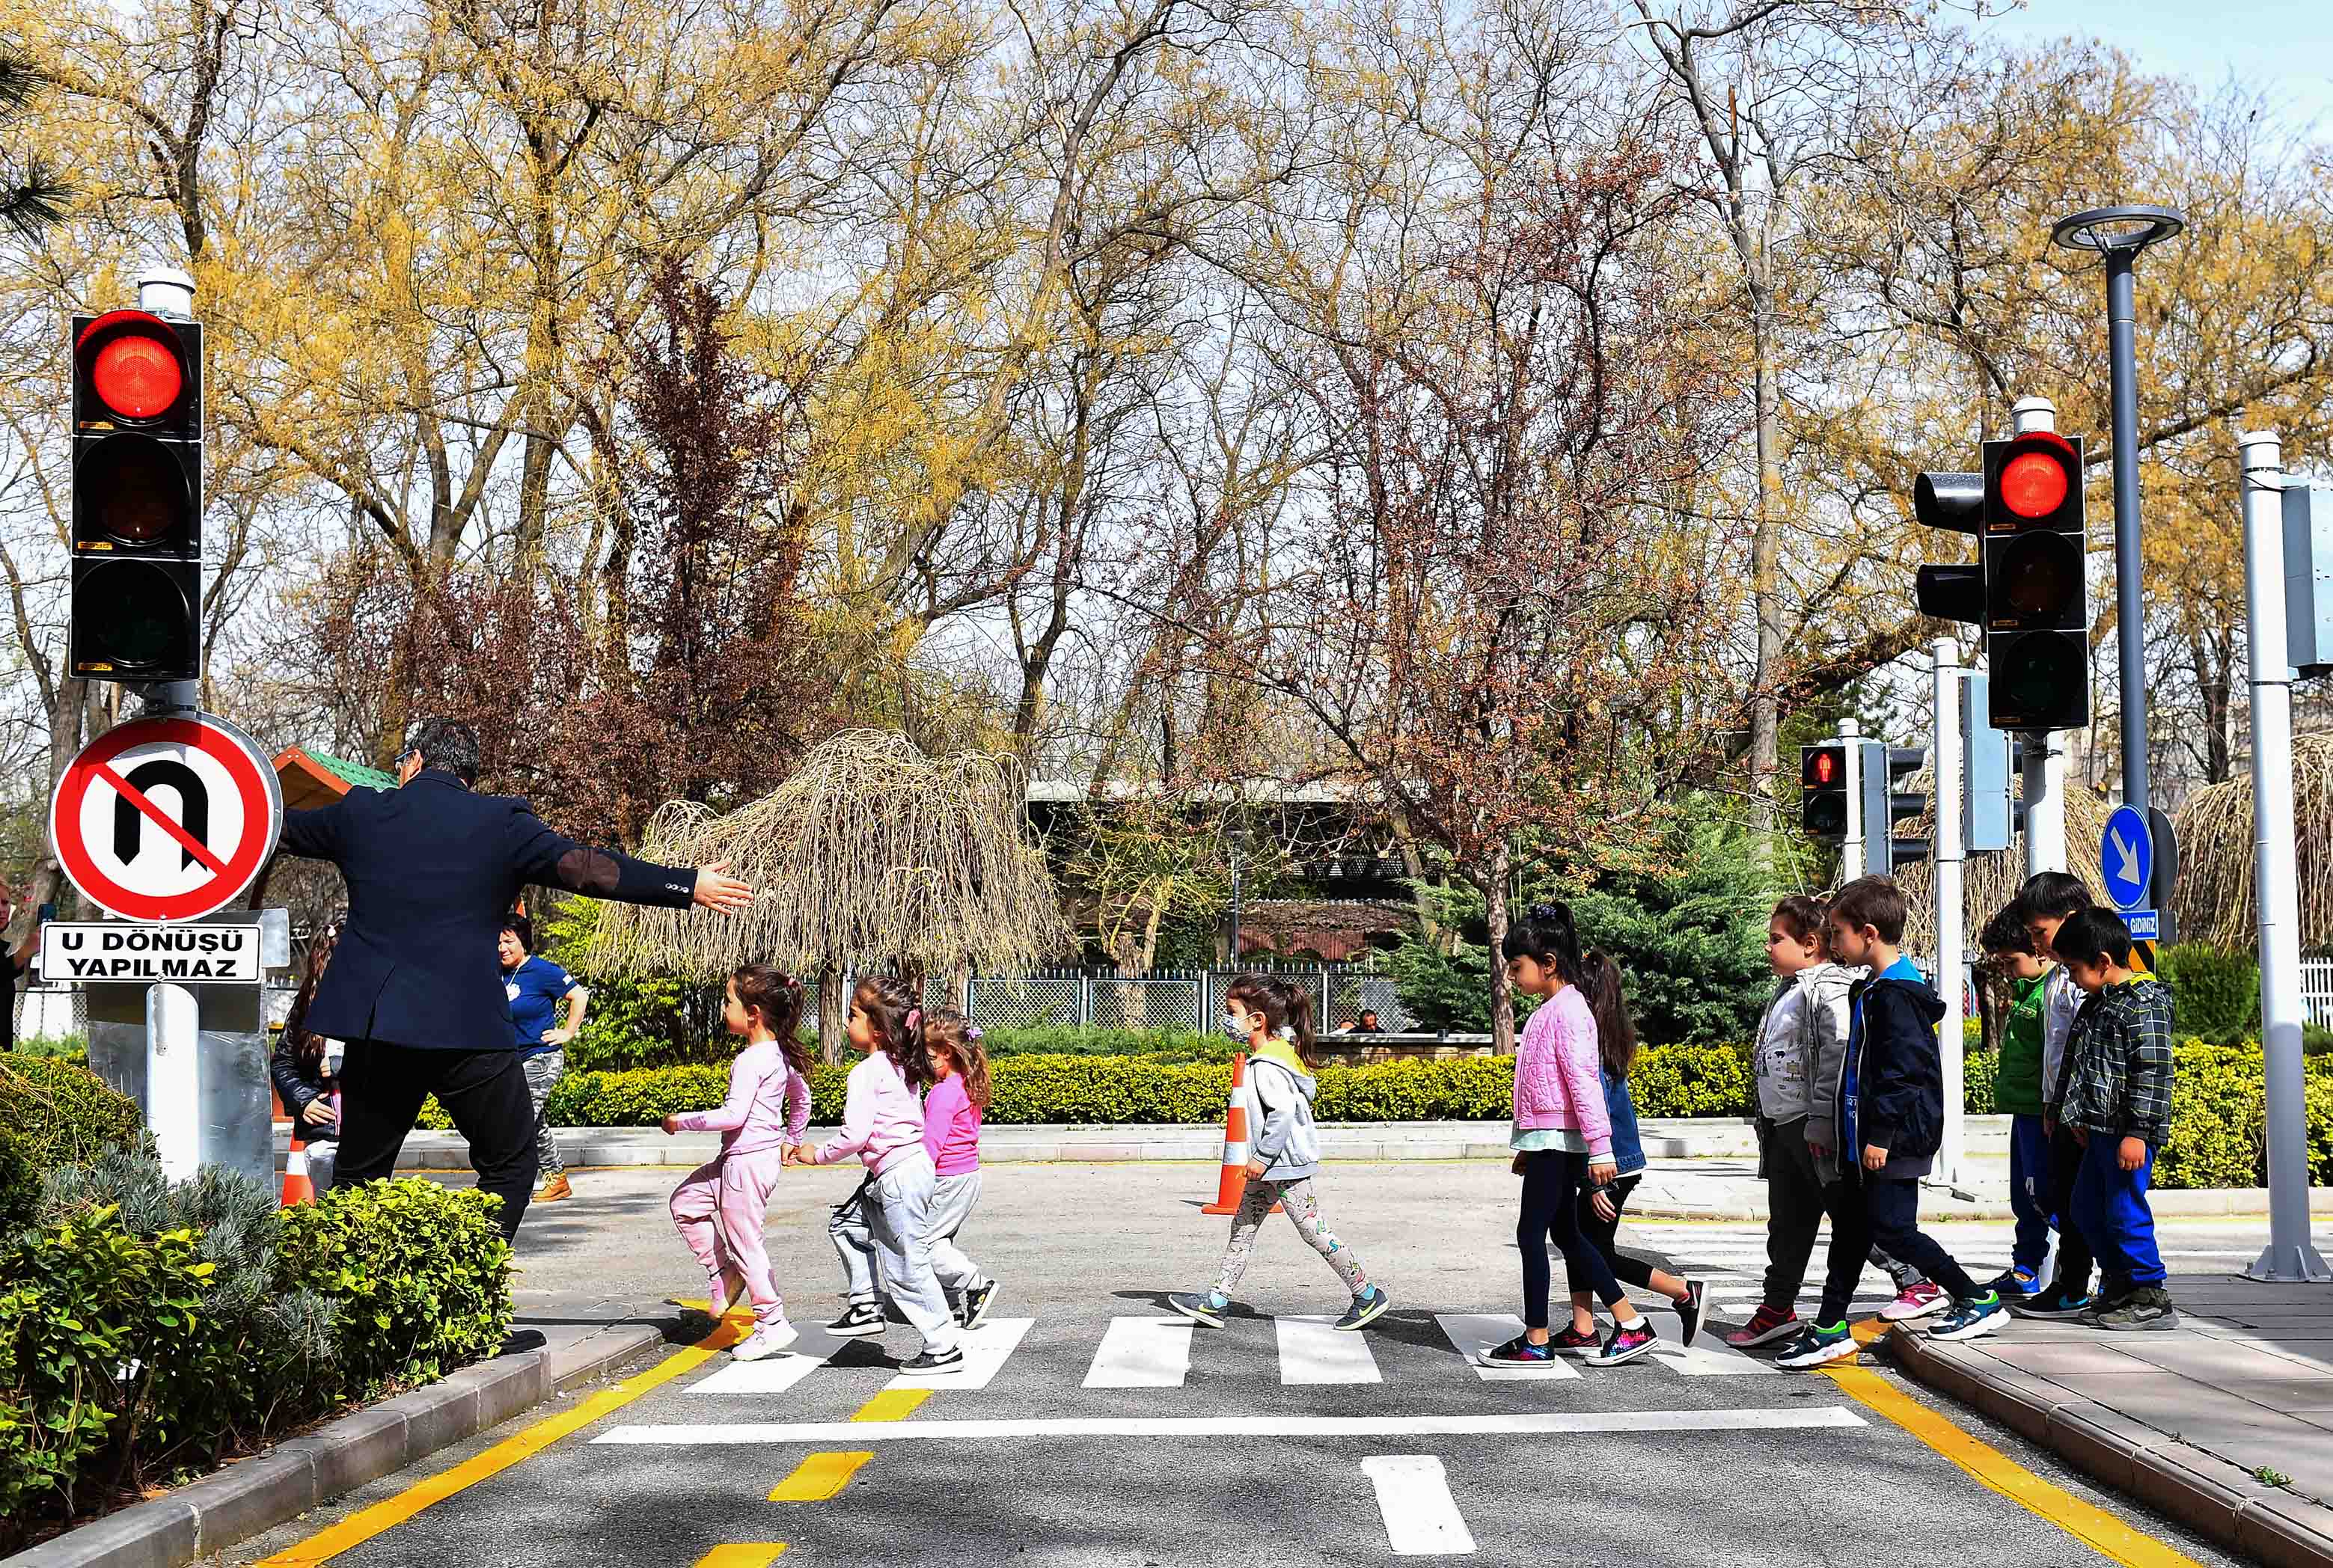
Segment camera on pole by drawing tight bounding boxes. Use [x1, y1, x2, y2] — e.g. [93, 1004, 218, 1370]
[69, 303, 203, 684]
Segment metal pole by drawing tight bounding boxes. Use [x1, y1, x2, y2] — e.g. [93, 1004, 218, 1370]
[2105, 251, 2163, 913]
[1838, 717, 1865, 881]
[1933, 637, 1966, 1183]
[2238, 430, 2329, 1282]
[146, 981, 201, 1183]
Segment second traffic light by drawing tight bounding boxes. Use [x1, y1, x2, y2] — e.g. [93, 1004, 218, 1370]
[1862, 741, 1928, 875]
[70, 307, 203, 683]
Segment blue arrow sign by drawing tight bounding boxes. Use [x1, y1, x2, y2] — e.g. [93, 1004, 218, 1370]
[2102, 804, 2153, 913]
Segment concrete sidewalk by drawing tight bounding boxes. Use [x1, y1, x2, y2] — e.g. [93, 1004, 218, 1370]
[1890, 1273, 2333, 1567]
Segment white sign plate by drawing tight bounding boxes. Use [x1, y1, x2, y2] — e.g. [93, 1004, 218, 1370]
[40, 922, 264, 984]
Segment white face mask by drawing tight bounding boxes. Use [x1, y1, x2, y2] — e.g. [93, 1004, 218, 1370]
[1222, 1012, 1250, 1042]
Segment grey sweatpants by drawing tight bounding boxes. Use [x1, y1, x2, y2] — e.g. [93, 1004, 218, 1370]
[829, 1154, 960, 1353]
[521, 1050, 566, 1178]
[834, 1169, 989, 1308]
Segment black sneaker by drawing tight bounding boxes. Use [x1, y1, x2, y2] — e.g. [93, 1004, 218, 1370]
[1593, 1320, 1660, 1367]
[1985, 1267, 2040, 1299]
[1334, 1287, 1391, 1331]
[1676, 1278, 1706, 1347]
[1773, 1321, 1859, 1369]
[901, 1346, 964, 1374]
[2092, 1287, 2180, 1332]
[826, 1303, 886, 1338]
[962, 1281, 1000, 1330]
[1166, 1290, 1228, 1328]
[2008, 1285, 2093, 1320]
[1925, 1291, 2007, 1341]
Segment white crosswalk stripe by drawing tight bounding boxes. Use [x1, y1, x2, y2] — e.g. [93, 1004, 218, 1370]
[1084, 1316, 1195, 1388]
[1433, 1314, 1580, 1380]
[892, 1317, 1033, 1390]
[1363, 1454, 1477, 1555]
[688, 1322, 851, 1395]
[1277, 1314, 1382, 1385]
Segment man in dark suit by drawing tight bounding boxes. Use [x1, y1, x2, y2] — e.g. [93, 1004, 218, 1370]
[277, 718, 751, 1241]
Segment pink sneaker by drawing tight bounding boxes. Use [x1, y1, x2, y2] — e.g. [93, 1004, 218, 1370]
[1725, 1305, 1800, 1348]
[1880, 1281, 1949, 1323]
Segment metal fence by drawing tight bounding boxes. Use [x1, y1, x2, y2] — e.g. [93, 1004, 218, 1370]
[794, 962, 1410, 1038]
[2303, 957, 2333, 1031]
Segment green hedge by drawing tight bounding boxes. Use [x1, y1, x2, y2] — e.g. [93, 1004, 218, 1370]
[0, 1057, 147, 1172]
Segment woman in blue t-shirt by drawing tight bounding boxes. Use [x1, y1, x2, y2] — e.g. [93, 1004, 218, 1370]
[499, 916, 589, 1204]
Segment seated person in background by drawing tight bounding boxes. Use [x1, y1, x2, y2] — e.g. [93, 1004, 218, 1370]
[1336, 1010, 1383, 1036]
[270, 928, 343, 1192]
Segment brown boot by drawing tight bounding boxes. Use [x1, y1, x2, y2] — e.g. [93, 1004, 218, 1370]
[533, 1172, 573, 1203]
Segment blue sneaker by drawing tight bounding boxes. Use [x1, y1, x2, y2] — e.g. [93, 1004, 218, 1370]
[1479, 1333, 1553, 1368]
[1334, 1287, 1391, 1332]
[1166, 1290, 1229, 1328]
[1926, 1290, 2007, 1341]
[1987, 1267, 2040, 1300]
[1775, 1320, 1859, 1369]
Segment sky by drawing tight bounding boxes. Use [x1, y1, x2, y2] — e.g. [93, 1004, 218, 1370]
[1982, 0, 2333, 131]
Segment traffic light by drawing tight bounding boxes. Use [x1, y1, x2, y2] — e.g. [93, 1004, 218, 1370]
[70, 307, 202, 682]
[1912, 430, 2091, 732]
[1863, 742, 1928, 875]
[1800, 743, 1848, 839]
[1984, 429, 2088, 730]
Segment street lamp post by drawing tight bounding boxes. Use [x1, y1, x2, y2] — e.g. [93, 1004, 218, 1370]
[2050, 205, 2185, 928]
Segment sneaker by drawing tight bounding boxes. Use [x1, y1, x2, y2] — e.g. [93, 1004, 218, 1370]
[2091, 1287, 2180, 1332]
[1725, 1305, 1800, 1349]
[1335, 1287, 1391, 1332]
[901, 1346, 964, 1374]
[1880, 1281, 1950, 1322]
[1775, 1321, 1859, 1369]
[732, 1317, 801, 1362]
[1593, 1319, 1660, 1367]
[961, 1281, 1000, 1331]
[533, 1173, 572, 1203]
[1675, 1278, 1706, 1347]
[1926, 1291, 2007, 1341]
[2009, 1285, 2094, 1320]
[1986, 1267, 2040, 1299]
[826, 1303, 886, 1338]
[1166, 1290, 1229, 1329]
[1550, 1323, 1601, 1355]
[1479, 1333, 1556, 1368]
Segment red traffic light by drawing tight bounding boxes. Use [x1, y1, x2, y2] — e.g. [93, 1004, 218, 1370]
[1801, 744, 1844, 788]
[2000, 450, 2068, 518]
[1987, 430, 2079, 530]
[75, 310, 192, 425]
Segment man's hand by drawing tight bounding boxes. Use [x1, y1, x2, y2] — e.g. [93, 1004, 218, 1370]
[301, 1097, 338, 1129]
[692, 862, 753, 915]
[1862, 1144, 1888, 1172]
[1588, 1157, 1616, 1186]
[1244, 1157, 1268, 1179]
[2118, 1135, 2146, 1172]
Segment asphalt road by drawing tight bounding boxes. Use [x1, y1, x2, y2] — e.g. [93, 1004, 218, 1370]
[219, 1163, 2260, 1568]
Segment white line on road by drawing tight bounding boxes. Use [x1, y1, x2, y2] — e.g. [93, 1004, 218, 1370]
[1433, 1314, 1579, 1380]
[1084, 1317, 1194, 1388]
[1646, 1341, 1777, 1377]
[1362, 1455, 1476, 1556]
[688, 1323, 851, 1396]
[592, 1409, 1868, 1445]
[892, 1317, 1033, 1390]
[1278, 1314, 1381, 1385]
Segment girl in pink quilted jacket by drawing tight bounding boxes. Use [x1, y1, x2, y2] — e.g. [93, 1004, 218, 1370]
[1479, 902, 1660, 1369]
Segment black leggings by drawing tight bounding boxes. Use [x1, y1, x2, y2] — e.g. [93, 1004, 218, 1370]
[1519, 1150, 1624, 1329]
[1565, 1173, 1660, 1296]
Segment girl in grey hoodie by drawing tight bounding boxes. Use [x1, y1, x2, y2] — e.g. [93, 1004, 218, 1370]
[1169, 976, 1392, 1333]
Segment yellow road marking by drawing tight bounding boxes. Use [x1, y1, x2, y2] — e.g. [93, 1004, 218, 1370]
[255, 1319, 745, 1568]
[694, 1547, 787, 1567]
[768, 1451, 875, 1501]
[1825, 1363, 2207, 1568]
[852, 1388, 931, 1422]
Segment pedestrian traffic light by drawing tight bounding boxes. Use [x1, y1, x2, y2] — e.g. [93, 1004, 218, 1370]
[70, 307, 202, 682]
[1983, 429, 2088, 731]
[1864, 742, 1929, 875]
[1800, 743, 1848, 839]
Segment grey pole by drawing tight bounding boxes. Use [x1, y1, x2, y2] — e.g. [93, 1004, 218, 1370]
[1932, 638, 1966, 1182]
[2238, 430, 2329, 1282]
[1838, 717, 1864, 881]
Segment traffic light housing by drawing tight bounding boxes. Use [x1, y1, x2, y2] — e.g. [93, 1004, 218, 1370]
[1863, 742, 1928, 875]
[70, 308, 202, 682]
[1800, 743, 1848, 839]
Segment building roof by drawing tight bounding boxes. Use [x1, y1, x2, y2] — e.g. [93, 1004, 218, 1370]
[274, 747, 397, 812]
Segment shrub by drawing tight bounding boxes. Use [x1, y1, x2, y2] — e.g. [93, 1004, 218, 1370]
[10, 1035, 88, 1062]
[0, 1058, 147, 1172]
[0, 1132, 36, 1234]
[983, 1026, 1233, 1063]
[2155, 945, 2260, 1045]
[1630, 1042, 1752, 1118]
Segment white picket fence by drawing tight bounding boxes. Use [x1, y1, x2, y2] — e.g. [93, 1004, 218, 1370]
[2303, 956, 2333, 1031]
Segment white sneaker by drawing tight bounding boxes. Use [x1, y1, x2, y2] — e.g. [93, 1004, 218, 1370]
[733, 1318, 801, 1362]
[1879, 1281, 1949, 1323]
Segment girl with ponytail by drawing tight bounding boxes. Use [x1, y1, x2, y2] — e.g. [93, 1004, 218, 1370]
[1482, 904, 1662, 1368]
[663, 964, 814, 1363]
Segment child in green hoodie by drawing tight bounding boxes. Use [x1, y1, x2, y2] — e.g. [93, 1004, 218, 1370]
[1979, 905, 2055, 1300]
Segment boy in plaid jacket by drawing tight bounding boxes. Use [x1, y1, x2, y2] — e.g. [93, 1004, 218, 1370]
[2048, 907, 2178, 1331]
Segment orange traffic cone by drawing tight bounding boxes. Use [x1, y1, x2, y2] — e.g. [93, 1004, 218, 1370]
[1202, 1053, 1278, 1216]
[281, 1125, 317, 1207]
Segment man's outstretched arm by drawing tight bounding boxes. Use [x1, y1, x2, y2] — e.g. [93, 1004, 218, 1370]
[507, 810, 751, 913]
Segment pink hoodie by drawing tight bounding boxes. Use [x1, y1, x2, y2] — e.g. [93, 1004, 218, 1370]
[923, 1073, 982, 1176]
[670, 1038, 811, 1157]
[810, 1049, 926, 1176]
[1511, 986, 1612, 1157]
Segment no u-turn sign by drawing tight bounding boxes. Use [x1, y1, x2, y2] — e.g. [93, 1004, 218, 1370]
[49, 714, 283, 922]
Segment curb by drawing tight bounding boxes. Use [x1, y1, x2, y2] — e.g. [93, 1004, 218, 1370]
[2, 1322, 668, 1568]
[1630, 1186, 2328, 1223]
[1886, 1329, 2333, 1567]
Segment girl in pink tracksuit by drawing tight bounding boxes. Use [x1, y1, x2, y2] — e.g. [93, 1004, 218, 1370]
[1482, 902, 1660, 1370]
[662, 964, 813, 1363]
[791, 975, 964, 1374]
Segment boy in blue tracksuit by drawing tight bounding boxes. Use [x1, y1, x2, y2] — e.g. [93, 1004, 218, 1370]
[1781, 876, 2005, 1367]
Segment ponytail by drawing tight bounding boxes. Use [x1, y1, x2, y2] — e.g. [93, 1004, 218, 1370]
[733, 962, 810, 1076]
[1506, 901, 1584, 989]
[1577, 949, 1639, 1079]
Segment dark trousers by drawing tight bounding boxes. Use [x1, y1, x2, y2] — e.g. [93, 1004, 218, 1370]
[1764, 1128, 1865, 1317]
[2043, 1123, 2097, 1298]
[1566, 1172, 1660, 1296]
[1824, 1174, 1979, 1323]
[335, 1039, 539, 1243]
[1519, 1151, 1624, 1329]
